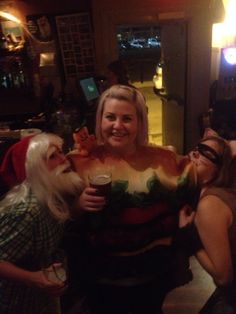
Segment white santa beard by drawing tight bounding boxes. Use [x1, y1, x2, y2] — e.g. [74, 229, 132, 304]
[47, 163, 84, 196]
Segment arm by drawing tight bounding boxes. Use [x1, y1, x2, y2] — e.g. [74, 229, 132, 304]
[195, 195, 233, 286]
[0, 206, 66, 296]
[0, 261, 66, 296]
[0, 260, 35, 284]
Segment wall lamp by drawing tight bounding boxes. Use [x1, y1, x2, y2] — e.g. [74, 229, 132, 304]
[0, 11, 21, 24]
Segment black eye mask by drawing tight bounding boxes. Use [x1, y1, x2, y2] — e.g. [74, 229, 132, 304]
[195, 143, 222, 166]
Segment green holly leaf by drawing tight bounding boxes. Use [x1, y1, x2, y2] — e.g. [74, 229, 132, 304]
[177, 175, 188, 187]
[131, 192, 147, 206]
[147, 175, 170, 200]
[112, 180, 129, 194]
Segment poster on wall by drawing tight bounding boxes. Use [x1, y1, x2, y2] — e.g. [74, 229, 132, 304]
[26, 14, 56, 42]
[1, 20, 25, 51]
[1, 20, 24, 42]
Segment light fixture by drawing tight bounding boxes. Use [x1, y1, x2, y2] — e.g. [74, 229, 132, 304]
[223, 47, 236, 65]
[40, 53, 55, 67]
[0, 11, 21, 24]
[210, 0, 226, 23]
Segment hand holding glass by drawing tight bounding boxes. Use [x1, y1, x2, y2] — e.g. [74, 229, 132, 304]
[43, 251, 67, 284]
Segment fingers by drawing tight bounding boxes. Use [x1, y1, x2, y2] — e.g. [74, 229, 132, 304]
[179, 205, 195, 227]
[80, 187, 106, 211]
[42, 270, 67, 296]
[84, 206, 104, 212]
[45, 281, 67, 296]
[189, 211, 195, 221]
[180, 204, 192, 214]
[84, 187, 101, 197]
[82, 199, 105, 211]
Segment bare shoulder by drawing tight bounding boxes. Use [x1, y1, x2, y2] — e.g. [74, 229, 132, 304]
[196, 194, 232, 226]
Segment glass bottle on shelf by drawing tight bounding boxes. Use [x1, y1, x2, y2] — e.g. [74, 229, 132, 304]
[0, 32, 8, 50]
[11, 59, 26, 88]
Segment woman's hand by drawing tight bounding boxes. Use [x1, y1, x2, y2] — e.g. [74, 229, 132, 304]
[179, 205, 195, 228]
[77, 186, 106, 212]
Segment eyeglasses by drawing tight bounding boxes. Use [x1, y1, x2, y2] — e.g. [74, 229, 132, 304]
[194, 143, 222, 166]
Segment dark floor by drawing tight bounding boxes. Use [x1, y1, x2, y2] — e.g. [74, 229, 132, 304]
[163, 257, 215, 314]
[63, 257, 215, 314]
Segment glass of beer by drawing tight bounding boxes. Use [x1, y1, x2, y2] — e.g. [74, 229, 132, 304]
[88, 170, 112, 198]
[43, 249, 67, 284]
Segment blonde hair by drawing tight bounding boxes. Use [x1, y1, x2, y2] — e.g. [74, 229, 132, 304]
[95, 85, 148, 146]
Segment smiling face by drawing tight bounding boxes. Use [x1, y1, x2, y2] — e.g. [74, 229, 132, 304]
[189, 139, 223, 185]
[101, 98, 138, 155]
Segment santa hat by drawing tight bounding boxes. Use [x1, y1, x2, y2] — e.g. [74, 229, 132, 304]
[0, 135, 35, 189]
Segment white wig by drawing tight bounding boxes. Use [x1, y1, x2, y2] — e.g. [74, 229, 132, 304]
[0, 133, 84, 221]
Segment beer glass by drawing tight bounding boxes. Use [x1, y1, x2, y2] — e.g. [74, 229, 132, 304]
[88, 171, 112, 198]
[43, 249, 67, 284]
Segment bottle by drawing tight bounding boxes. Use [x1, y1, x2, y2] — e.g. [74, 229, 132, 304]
[0, 32, 8, 50]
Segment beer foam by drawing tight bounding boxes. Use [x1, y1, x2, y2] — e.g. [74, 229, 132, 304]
[91, 174, 111, 185]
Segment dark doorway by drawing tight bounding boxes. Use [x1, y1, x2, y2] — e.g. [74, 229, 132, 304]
[117, 25, 161, 83]
[116, 22, 187, 153]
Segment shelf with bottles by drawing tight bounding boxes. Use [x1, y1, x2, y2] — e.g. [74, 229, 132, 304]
[0, 45, 26, 58]
[0, 54, 30, 90]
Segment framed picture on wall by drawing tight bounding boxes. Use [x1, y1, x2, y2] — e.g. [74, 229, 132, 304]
[1, 20, 24, 50]
[1, 20, 24, 40]
[26, 14, 55, 42]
